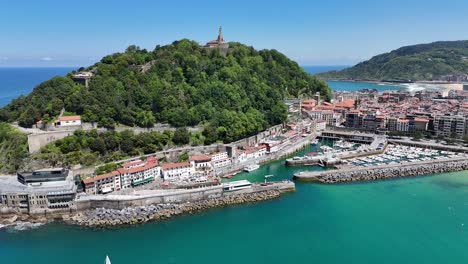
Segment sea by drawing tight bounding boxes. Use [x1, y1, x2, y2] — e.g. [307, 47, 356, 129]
[1, 67, 468, 264]
[0, 67, 76, 107]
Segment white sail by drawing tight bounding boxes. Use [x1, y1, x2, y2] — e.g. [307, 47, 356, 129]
[105, 255, 111, 264]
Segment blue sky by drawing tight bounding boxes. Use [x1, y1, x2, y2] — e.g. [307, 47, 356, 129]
[1, 0, 468, 67]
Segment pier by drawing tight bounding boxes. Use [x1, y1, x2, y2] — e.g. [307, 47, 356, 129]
[294, 157, 468, 183]
[68, 180, 295, 227]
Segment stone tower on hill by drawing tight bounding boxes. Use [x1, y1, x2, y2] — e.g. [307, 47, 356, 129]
[204, 26, 229, 55]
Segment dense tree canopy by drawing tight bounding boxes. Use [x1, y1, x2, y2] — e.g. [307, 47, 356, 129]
[38, 129, 175, 168]
[0, 123, 28, 173]
[0, 40, 330, 142]
[317, 40, 468, 81]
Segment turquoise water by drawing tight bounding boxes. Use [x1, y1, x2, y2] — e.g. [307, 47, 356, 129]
[1, 68, 468, 263]
[302, 66, 404, 92]
[2, 144, 468, 263]
[327, 80, 403, 92]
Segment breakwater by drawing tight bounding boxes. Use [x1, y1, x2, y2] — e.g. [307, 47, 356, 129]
[67, 190, 284, 227]
[294, 158, 468, 183]
[1, 181, 295, 228]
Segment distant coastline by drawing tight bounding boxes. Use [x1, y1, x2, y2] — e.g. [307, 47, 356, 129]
[323, 78, 466, 91]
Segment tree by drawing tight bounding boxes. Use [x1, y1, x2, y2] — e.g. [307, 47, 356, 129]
[412, 132, 423, 141]
[18, 107, 40, 128]
[178, 152, 189, 162]
[173, 128, 190, 145]
[136, 111, 156, 128]
[90, 137, 106, 155]
[120, 138, 134, 154]
[202, 124, 218, 145]
[99, 117, 115, 129]
[95, 162, 118, 175]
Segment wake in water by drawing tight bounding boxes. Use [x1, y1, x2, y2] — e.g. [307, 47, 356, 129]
[0, 221, 45, 232]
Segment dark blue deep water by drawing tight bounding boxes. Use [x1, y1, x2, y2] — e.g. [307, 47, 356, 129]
[0, 67, 75, 107]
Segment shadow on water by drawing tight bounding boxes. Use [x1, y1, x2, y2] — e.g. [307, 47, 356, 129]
[430, 171, 468, 190]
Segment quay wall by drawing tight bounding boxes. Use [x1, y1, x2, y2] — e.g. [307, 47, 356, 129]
[68, 181, 294, 227]
[76, 181, 295, 211]
[0, 181, 295, 224]
[294, 158, 468, 183]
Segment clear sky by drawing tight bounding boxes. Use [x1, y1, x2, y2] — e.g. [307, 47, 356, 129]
[1, 0, 468, 67]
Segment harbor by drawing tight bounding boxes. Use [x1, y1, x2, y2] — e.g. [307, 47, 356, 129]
[294, 152, 468, 183]
[286, 132, 387, 167]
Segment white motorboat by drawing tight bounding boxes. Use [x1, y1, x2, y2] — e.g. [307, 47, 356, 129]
[244, 164, 260, 172]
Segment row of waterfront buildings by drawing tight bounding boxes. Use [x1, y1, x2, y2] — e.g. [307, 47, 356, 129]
[1, 118, 303, 214]
[290, 89, 468, 139]
[83, 142, 279, 195]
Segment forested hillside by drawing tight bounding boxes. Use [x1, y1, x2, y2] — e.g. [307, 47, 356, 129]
[0, 40, 330, 143]
[317, 40, 468, 81]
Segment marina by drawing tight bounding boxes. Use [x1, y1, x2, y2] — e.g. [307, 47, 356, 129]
[286, 132, 387, 167]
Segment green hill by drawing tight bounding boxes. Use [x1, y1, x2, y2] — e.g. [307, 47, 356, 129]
[317, 40, 468, 81]
[0, 40, 329, 143]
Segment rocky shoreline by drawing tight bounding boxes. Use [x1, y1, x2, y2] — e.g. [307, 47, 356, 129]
[318, 160, 468, 183]
[0, 214, 50, 230]
[66, 190, 284, 227]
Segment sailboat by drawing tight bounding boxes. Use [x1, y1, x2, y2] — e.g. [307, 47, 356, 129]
[105, 255, 111, 264]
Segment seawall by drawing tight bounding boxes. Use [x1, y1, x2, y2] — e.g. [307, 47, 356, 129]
[1, 181, 295, 227]
[294, 158, 468, 183]
[68, 181, 295, 227]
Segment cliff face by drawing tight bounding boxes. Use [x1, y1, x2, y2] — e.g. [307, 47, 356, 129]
[317, 40, 468, 82]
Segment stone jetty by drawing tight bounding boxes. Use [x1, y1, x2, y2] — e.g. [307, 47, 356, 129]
[67, 190, 283, 227]
[294, 158, 468, 183]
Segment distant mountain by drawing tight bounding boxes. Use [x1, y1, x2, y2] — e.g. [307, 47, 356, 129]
[316, 40, 468, 82]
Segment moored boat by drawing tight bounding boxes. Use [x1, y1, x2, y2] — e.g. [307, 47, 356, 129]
[244, 164, 260, 172]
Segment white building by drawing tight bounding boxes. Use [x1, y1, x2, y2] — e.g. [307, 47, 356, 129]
[55, 115, 81, 127]
[160, 162, 194, 180]
[396, 119, 410, 132]
[314, 120, 327, 131]
[92, 171, 121, 194]
[118, 158, 159, 189]
[189, 155, 213, 176]
[211, 152, 231, 168]
[85, 158, 160, 194]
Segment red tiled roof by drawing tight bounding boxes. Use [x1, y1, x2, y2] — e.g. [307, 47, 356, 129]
[83, 177, 95, 184]
[122, 160, 145, 168]
[414, 118, 429, 122]
[161, 162, 191, 170]
[189, 155, 212, 162]
[302, 99, 316, 104]
[335, 99, 355, 108]
[94, 170, 120, 181]
[57, 115, 81, 122]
